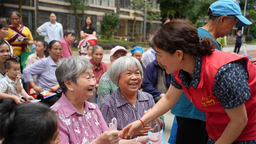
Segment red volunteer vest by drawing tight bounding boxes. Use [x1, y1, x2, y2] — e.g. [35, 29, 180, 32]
[174, 50, 256, 141]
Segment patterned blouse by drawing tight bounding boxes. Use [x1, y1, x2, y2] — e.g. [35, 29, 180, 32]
[171, 56, 255, 144]
[100, 88, 165, 132]
[97, 71, 118, 107]
[51, 94, 109, 144]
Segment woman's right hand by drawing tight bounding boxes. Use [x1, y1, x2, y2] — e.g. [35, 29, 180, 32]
[33, 85, 44, 93]
[92, 131, 119, 144]
[121, 120, 143, 139]
[12, 96, 25, 104]
[134, 124, 153, 137]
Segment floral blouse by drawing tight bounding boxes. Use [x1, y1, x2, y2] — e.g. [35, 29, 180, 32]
[51, 93, 109, 144]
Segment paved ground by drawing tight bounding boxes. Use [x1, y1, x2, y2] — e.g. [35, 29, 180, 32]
[74, 44, 256, 143]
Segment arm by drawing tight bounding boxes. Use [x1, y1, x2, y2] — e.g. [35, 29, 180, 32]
[16, 74, 22, 93]
[29, 81, 43, 93]
[92, 31, 96, 36]
[36, 23, 47, 37]
[50, 84, 60, 92]
[60, 24, 63, 39]
[23, 59, 45, 83]
[122, 85, 183, 138]
[56, 114, 72, 144]
[213, 61, 250, 143]
[215, 104, 247, 144]
[20, 89, 34, 101]
[80, 30, 90, 39]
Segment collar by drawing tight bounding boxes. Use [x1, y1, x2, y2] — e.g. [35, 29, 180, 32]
[61, 37, 70, 45]
[59, 93, 97, 118]
[115, 88, 149, 107]
[90, 59, 103, 70]
[6, 75, 16, 84]
[48, 21, 59, 26]
[178, 55, 202, 89]
[48, 56, 59, 66]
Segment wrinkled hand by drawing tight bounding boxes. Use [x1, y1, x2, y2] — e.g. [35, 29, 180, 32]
[251, 59, 256, 65]
[33, 85, 43, 93]
[137, 136, 158, 144]
[50, 85, 59, 92]
[93, 131, 119, 144]
[121, 120, 143, 139]
[13, 96, 25, 104]
[134, 124, 153, 137]
[26, 96, 34, 101]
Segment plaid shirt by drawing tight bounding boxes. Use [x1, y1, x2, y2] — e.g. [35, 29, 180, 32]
[0, 75, 23, 98]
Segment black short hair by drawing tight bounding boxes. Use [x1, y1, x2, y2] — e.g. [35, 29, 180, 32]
[4, 58, 20, 69]
[9, 11, 21, 18]
[64, 29, 75, 37]
[0, 103, 58, 144]
[48, 40, 61, 50]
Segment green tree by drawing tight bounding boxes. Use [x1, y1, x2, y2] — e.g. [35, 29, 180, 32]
[245, 9, 256, 35]
[129, 0, 159, 38]
[66, 0, 89, 38]
[100, 12, 120, 39]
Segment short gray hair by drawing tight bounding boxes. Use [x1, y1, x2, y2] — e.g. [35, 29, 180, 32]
[109, 56, 143, 86]
[91, 45, 103, 55]
[55, 56, 93, 93]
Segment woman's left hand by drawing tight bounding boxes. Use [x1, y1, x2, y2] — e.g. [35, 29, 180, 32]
[50, 85, 59, 92]
[20, 39, 29, 45]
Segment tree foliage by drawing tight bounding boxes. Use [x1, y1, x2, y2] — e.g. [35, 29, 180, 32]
[66, 0, 88, 38]
[100, 12, 120, 39]
[158, 0, 214, 24]
[128, 0, 159, 37]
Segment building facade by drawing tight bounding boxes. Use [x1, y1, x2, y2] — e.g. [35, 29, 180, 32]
[0, 0, 161, 38]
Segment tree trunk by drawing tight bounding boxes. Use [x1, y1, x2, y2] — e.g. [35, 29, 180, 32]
[247, 26, 250, 36]
[74, 12, 81, 39]
[132, 17, 136, 38]
[116, 0, 120, 36]
[19, 0, 23, 23]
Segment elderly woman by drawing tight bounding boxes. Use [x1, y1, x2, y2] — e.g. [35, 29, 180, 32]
[131, 46, 145, 71]
[90, 45, 107, 88]
[23, 40, 62, 106]
[51, 56, 157, 144]
[100, 56, 164, 136]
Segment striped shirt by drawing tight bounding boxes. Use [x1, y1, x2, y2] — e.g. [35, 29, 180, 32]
[100, 88, 165, 132]
[0, 75, 23, 98]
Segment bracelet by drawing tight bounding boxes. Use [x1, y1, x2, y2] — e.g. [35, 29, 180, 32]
[135, 136, 139, 144]
[138, 119, 145, 130]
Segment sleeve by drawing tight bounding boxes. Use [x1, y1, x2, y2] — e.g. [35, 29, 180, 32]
[170, 73, 183, 89]
[142, 64, 162, 97]
[36, 23, 47, 37]
[147, 93, 165, 130]
[80, 26, 85, 31]
[100, 101, 116, 128]
[23, 59, 46, 82]
[213, 61, 250, 109]
[26, 27, 33, 40]
[60, 24, 63, 39]
[56, 114, 71, 144]
[95, 104, 110, 132]
[91, 26, 96, 32]
[0, 79, 8, 93]
[97, 76, 111, 107]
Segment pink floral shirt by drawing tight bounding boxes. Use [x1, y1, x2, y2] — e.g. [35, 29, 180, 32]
[51, 94, 109, 144]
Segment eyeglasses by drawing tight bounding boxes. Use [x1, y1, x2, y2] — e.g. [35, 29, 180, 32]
[227, 15, 237, 20]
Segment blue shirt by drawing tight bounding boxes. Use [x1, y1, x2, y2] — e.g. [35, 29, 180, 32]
[197, 27, 221, 50]
[142, 60, 171, 98]
[236, 34, 243, 43]
[23, 56, 61, 93]
[37, 21, 63, 43]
